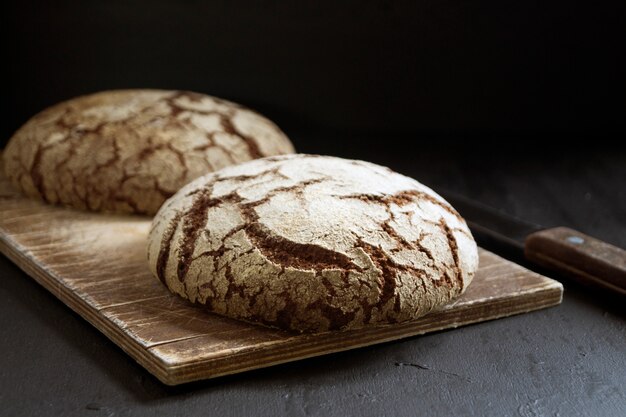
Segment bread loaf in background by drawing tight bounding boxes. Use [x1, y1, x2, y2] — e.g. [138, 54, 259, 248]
[2, 89, 294, 215]
[148, 154, 479, 332]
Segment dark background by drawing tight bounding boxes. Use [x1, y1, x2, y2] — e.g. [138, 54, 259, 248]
[3, 0, 625, 146]
[2, 2, 625, 416]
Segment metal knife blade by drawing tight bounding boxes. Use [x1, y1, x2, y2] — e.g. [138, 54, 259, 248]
[438, 190, 626, 296]
[439, 191, 542, 259]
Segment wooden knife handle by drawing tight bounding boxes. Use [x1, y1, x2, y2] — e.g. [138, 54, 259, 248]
[525, 227, 626, 295]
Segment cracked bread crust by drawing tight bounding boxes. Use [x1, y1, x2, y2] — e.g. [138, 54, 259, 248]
[147, 154, 479, 332]
[2, 89, 295, 214]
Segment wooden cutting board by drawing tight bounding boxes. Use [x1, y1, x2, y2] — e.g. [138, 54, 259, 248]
[0, 169, 563, 385]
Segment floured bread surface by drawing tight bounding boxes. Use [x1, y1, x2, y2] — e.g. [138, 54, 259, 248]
[3, 89, 294, 214]
[148, 154, 478, 332]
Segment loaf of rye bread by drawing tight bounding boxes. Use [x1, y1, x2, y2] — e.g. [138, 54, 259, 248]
[2, 89, 294, 215]
[148, 154, 479, 332]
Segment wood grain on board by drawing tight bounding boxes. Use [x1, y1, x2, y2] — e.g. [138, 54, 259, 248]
[0, 165, 563, 385]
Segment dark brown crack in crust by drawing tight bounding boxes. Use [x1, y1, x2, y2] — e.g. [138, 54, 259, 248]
[3, 89, 295, 215]
[147, 154, 479, 333]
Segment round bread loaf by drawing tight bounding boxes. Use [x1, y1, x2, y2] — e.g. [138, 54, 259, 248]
[148, 154, 478, 332]
[2, 89, 294, 214]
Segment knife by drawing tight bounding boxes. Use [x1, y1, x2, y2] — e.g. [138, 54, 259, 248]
[439, 191, 626, 296]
